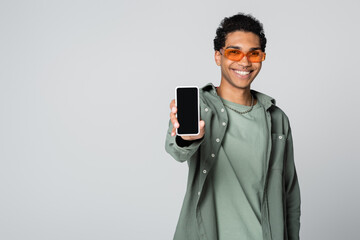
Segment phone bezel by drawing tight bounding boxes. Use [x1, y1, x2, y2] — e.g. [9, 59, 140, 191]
[175, 86, 200, 136]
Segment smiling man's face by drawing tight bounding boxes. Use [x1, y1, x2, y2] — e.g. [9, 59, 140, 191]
[215, 31, 263, 90]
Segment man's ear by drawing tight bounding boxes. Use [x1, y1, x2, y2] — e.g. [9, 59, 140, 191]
[214, 50, 222, 66]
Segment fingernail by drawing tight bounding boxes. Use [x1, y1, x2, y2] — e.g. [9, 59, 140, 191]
[174, 122, 179, 128]
[171, 132, 175, 136]
[172, 107, 176, 113]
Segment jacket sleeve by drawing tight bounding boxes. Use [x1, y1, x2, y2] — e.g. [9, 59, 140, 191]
[164, 119, 204, 163]
[285, 127, 301, 240]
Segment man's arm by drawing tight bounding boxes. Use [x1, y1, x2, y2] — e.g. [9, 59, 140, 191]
[165, 119, 204, 163]
[164, 99, 205, 163]
[285, 127, 301, 240]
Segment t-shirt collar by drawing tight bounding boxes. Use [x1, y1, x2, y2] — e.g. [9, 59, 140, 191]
[201, 82, 276, 110]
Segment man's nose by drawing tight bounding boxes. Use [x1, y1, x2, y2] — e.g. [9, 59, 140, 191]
[238, 55, 251, 67]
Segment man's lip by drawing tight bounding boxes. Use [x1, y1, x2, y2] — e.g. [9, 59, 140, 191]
[232, 69, 253, 72]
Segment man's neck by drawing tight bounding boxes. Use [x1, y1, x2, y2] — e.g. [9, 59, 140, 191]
[216, 83, 256, 106]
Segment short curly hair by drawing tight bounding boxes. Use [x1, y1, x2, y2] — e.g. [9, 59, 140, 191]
[213, 13, 267, 52]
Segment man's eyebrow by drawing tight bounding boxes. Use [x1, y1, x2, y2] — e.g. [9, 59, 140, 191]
[250, 47, 262, 51]
[225, 46, 262, 51]
[225, 46, 241, 49]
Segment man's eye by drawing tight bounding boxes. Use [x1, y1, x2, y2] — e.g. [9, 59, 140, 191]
[229, 50, 239, 54]
[249, 51, 260, 56]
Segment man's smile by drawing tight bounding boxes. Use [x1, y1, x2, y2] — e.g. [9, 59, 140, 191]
[231, 69, 254, 78]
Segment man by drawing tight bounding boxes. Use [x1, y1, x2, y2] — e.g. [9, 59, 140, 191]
[165, 13, 301, 240]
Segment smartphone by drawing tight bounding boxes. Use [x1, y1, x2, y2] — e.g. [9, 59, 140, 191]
[175, 86, 200, 136]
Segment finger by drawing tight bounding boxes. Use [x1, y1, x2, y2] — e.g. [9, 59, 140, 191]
[170, 99, 177, 113]
[171, 127, 176, 136]
[199, 120, 205, 129]
[170, 112, 179, 128]
[199, 120, 205, 137]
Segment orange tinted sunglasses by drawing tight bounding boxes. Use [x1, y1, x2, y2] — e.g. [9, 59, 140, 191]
[220, 48, 266, 63]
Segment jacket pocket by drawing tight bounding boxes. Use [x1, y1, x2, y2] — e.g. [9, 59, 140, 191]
[270, 133, 286, 170]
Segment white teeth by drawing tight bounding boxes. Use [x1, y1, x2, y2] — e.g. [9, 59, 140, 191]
[234, 70, 250, 75]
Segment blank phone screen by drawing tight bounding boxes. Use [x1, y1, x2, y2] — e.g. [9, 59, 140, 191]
[176, 87, 199, 135]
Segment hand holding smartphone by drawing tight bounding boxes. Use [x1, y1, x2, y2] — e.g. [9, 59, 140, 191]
[169, 86, 205, 141]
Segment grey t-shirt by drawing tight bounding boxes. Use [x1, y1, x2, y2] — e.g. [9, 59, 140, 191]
[208, 96, 269, 240]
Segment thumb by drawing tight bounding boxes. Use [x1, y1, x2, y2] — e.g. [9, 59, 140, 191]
[199, 120, 205, 137]
[199, 120, 205, 129]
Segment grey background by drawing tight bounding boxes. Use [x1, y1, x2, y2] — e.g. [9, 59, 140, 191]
[1, 0, 359, 239]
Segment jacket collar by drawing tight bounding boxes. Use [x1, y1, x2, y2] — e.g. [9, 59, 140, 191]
[202, 82, 276, 110]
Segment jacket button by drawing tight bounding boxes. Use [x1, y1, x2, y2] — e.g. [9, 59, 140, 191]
[216, 138, 220, 142]
[205, 108, 208, 112]
[221, 108, 224, 112]
[198, 191, 201, 196]
[279, 136, 283, 139]
[211, 153, 215, 157]
[222, 122, 226, 126]
[203, 170, 207, 174]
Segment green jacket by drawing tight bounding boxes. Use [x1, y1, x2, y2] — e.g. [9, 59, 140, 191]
[165, 83, 301, 240]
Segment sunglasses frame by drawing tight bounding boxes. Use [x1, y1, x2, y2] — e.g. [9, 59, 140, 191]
[220, 48, 266, 63]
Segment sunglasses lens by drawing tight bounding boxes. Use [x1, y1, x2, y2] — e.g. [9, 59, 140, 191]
[224, 49, 244, 61]
[247, 50, 265, 63]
